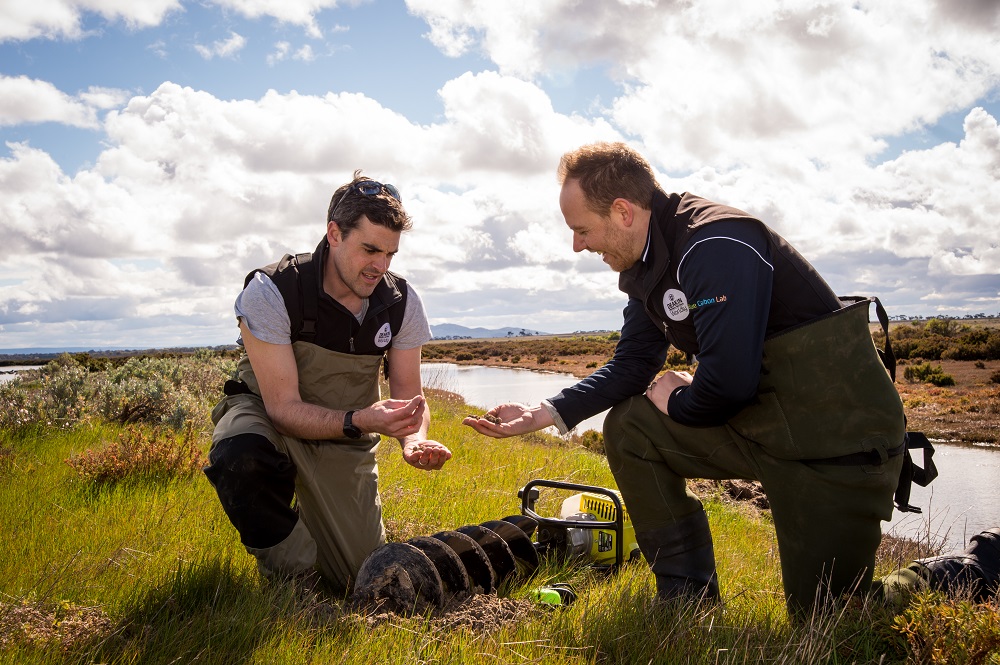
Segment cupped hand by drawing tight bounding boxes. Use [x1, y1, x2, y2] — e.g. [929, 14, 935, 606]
[402, 439, 452, 470]
[363, 395, 426, 438]
[645, 370, 692, 414]
[461, 403, 552, 439]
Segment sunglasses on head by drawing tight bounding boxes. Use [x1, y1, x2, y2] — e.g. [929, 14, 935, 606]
[330, 179, 401, 221]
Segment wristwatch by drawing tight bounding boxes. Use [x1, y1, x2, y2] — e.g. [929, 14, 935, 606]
[343, 410, 363, 439]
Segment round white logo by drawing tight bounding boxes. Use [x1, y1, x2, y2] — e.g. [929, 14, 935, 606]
[374, 322, 392, 348]
[663, 289, 690, 321]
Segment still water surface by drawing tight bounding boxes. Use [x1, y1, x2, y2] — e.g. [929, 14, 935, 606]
[421, 362, 608, 434]
[421, 362, 1000, 553]
[0, 366, 43, 384]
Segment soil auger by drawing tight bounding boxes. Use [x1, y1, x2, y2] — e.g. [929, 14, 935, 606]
[351, 479, 641, 613]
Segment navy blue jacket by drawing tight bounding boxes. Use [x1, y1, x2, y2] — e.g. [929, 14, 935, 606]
[548, 191, 840, 429]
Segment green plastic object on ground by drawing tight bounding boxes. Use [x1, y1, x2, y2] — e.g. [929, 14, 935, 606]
[528, 583, 577, 605]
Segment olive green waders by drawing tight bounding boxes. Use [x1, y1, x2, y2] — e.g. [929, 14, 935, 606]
[603, 300, 905, 615]
[207, 344, 386, 590]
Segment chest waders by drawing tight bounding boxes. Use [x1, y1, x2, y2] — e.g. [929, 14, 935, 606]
[727, 297, 905, 461]
[206, 343, 385, 589]
[603, 298, 925, 615]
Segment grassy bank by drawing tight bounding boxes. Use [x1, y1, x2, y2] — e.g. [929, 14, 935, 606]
[1, 361, 999, 663]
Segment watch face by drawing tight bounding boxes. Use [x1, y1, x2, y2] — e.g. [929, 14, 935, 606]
[344, 411, 362, 438]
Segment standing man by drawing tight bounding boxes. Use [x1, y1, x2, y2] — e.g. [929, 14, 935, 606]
[464, 142, 908, 616]
[206, 171, 451, 591]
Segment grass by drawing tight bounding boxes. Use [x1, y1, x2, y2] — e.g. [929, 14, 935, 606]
[1, 386, 999, 664]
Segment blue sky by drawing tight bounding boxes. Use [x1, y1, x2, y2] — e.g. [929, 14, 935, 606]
[1, 0, 999, 350]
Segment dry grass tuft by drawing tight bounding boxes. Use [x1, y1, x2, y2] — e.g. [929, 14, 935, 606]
[0, 599, 113, 650]
[65, 423, 206, 484]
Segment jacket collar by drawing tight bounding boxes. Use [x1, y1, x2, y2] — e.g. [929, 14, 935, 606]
[618, 190, 682, 296]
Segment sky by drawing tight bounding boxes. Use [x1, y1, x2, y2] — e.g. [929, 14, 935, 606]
[1, 0, 999, 351]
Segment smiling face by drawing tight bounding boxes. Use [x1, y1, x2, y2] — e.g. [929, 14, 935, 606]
[559, 178, 642, 273]
[324, 215, 401, 307]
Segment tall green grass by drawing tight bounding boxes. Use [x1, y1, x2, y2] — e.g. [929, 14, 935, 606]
[1, 385, 997, 664]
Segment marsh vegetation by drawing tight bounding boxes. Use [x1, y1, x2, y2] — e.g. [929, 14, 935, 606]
[1, 344, 998, 663]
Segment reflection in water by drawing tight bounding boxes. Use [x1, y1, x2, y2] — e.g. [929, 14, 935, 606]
[421, 362, 1000, 553]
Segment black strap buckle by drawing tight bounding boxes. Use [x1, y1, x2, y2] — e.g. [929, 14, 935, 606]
[893, 431, 938, 514]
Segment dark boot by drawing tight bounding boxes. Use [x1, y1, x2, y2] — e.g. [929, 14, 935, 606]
[914, 528, 1000, 601]
[634, 509, 720, 603]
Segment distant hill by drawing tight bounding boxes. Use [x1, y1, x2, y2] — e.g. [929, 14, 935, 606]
[0, 345, 238, 365]
[430, 324, 550, 340]
[0, 347, 128, 355]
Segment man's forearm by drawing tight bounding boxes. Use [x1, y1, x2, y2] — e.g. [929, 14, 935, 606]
[267, 399, 349, 440]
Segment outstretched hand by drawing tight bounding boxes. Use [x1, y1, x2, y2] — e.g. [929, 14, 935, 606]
[401, 439, 451, 470]
[462, 403, 553, 439]
[362, 395, 426, 438]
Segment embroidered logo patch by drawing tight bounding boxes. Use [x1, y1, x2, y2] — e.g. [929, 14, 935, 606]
[374, 322, 392, 348]
[663, 289, 690, 321]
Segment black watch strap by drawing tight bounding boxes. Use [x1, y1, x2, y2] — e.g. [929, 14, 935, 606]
[343, 410, 363, 439]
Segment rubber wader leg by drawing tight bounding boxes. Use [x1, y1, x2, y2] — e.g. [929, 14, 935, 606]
[205, 432, 319, 578]
[879, 528, 1000, 607]
[634, 508, 721, 603]
[204, 433, 300, 549]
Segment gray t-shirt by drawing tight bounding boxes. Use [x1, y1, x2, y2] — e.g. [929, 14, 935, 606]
[234, 271, 432, 350]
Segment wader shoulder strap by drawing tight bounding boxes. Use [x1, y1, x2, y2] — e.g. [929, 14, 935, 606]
[260, 251, 319, 344]
[292, 252, 319, 344]
[894, 431, 939, 514]
[839, 295, 896, 381]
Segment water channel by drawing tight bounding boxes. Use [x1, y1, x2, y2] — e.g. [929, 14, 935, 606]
[0, 366, 43, 385]
[421, 361, 1000, 553]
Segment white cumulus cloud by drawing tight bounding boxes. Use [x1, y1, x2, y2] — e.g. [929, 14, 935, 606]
[2, 0, 1000, 348]
[0, 0, 182, 42]
[194, 31, 246, 59]
[0, 75, 128, 128]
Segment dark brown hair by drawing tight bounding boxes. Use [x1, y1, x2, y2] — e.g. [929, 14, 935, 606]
[327, 169, 411, 236]
[557, 142, 662, 214]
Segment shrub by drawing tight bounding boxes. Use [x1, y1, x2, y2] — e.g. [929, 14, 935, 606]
[0, 355, 93, 429]
[0, 352, 234, 432]
[454, 353, 474, 362]
[0, 380, 43, 431]
[65, 424, 207, 484]
[536, 355, 552, 364]
[35, 355, 94, 425]
[571, 429, 605, 456]
[665, 348, 689, 368]
[892, 592, 1000, 664]
[95, 357, 182, 425]
[903, 363, 955, 387]
[923, 318, 957, 337]
[991, 370, 1000, 385]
